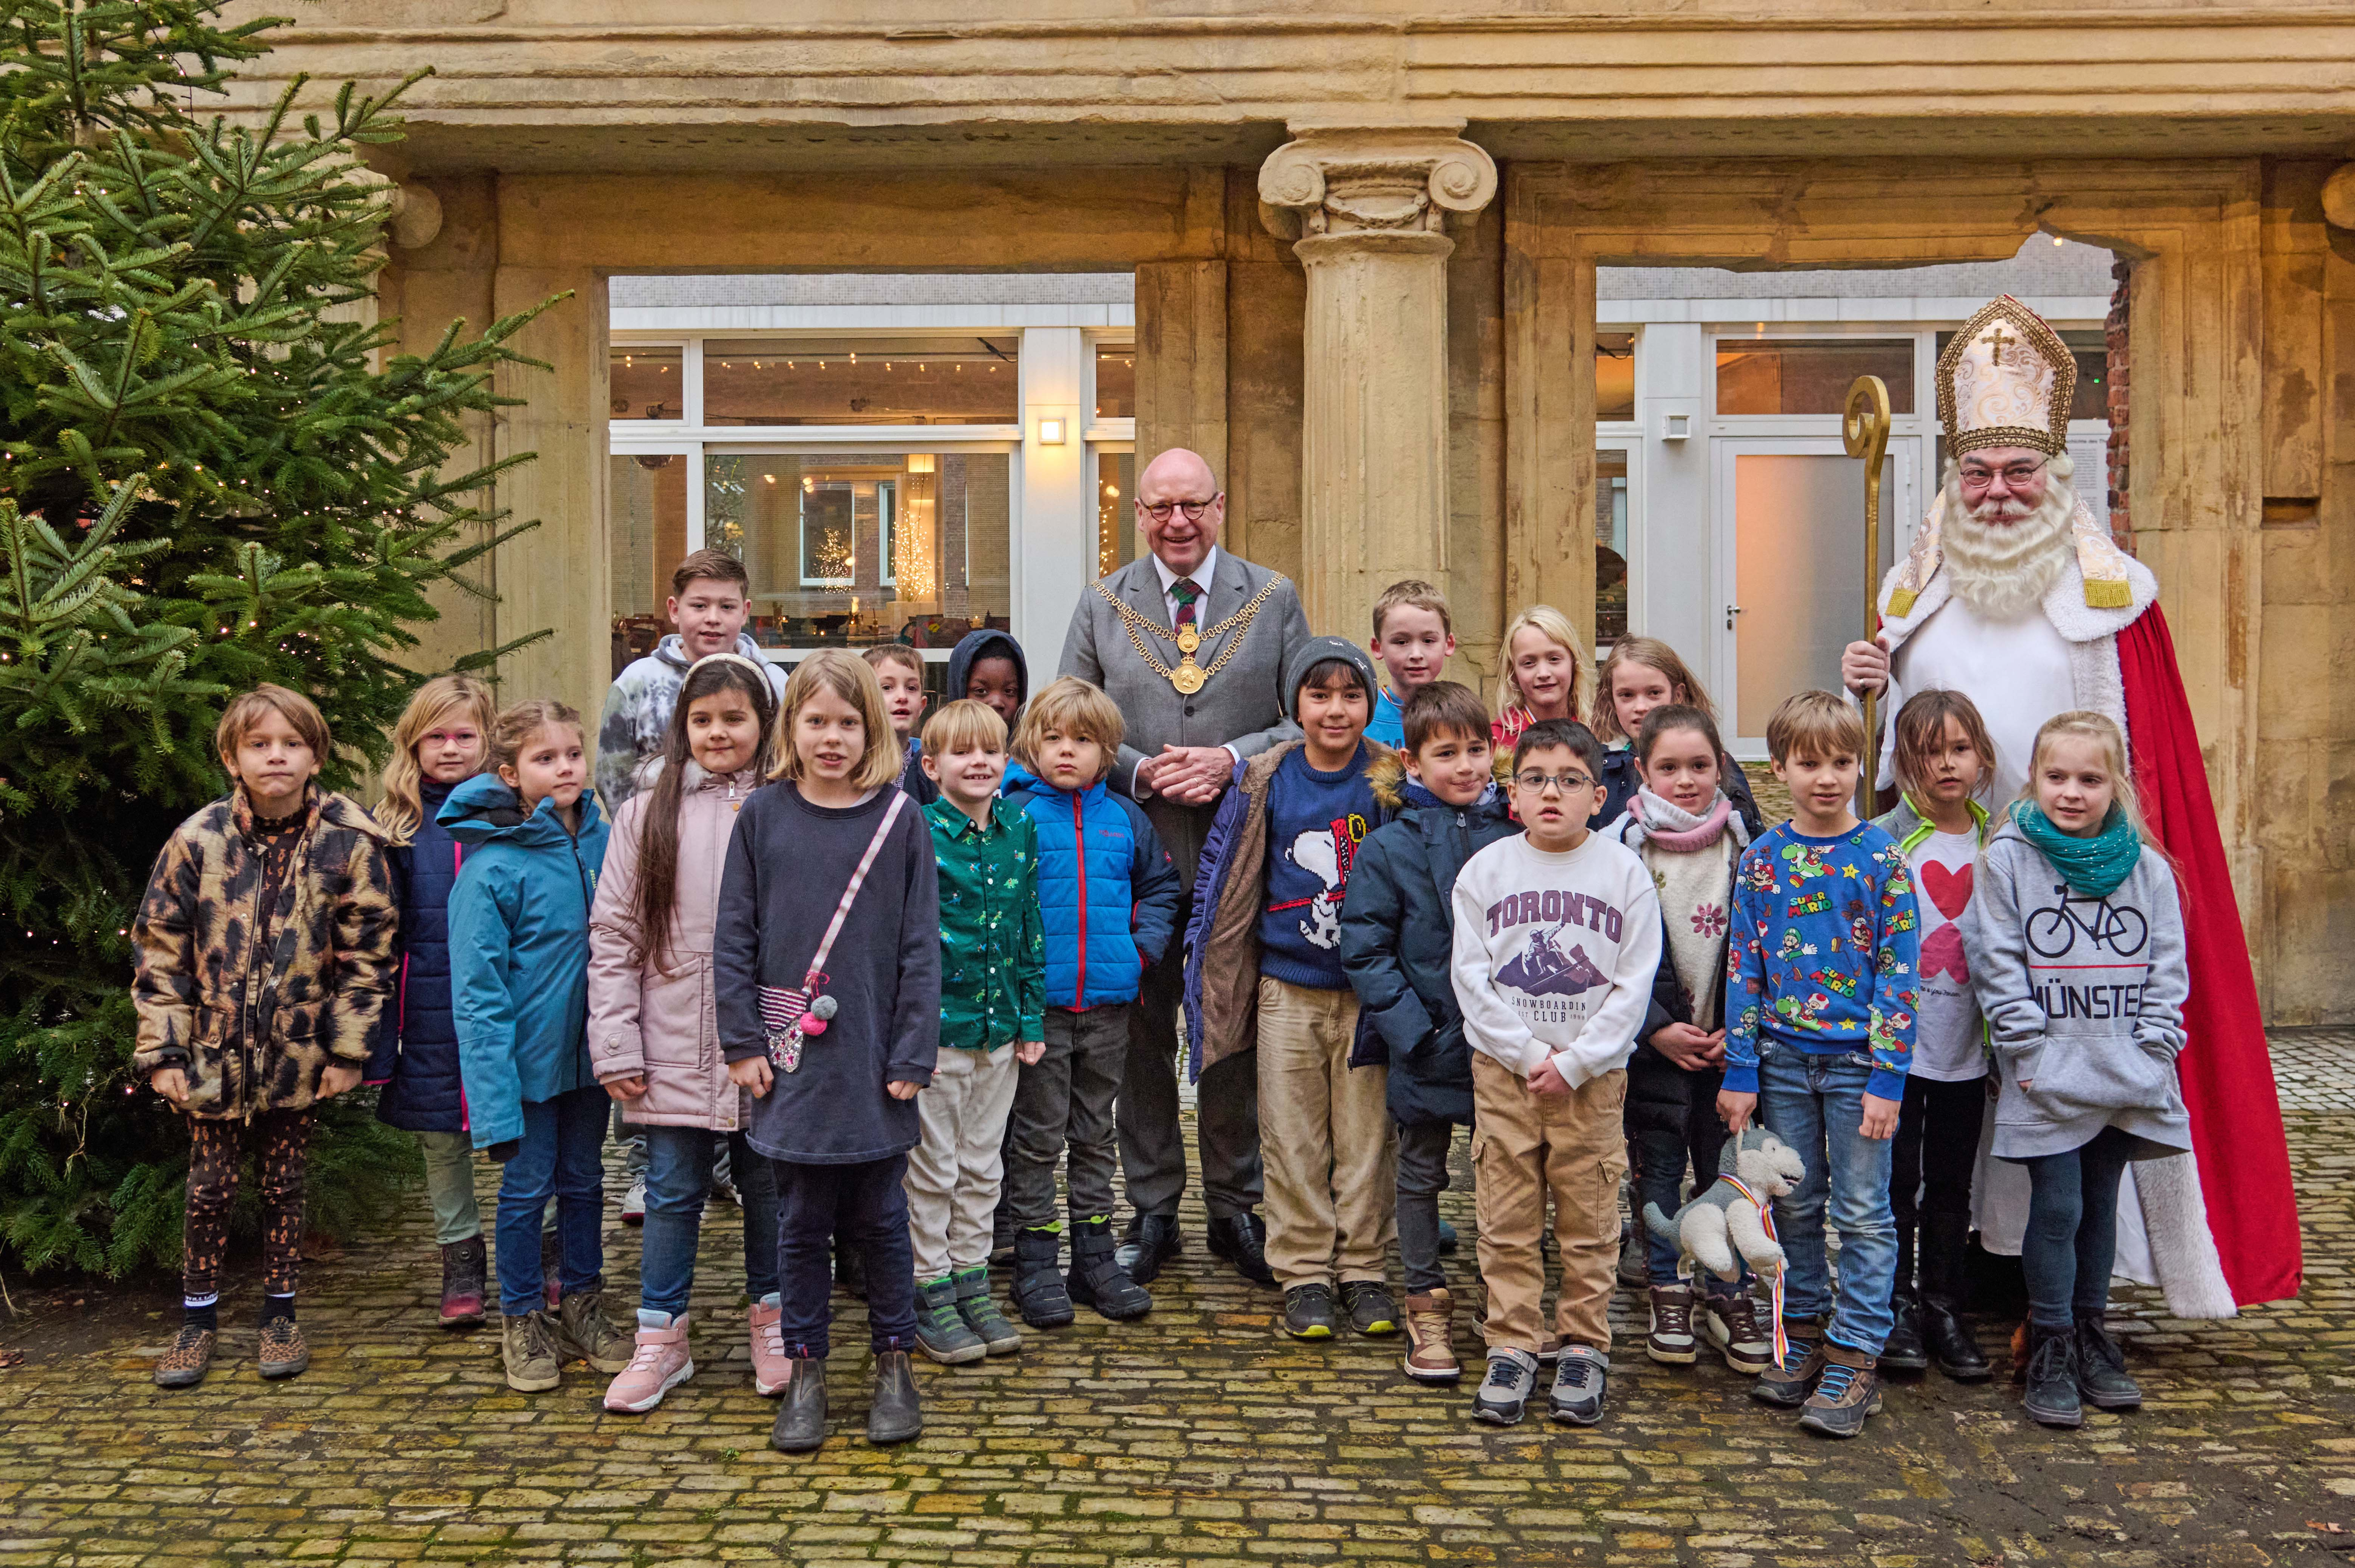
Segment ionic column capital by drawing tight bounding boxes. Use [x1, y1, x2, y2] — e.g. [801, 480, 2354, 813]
[1256, 122, 1498, 244]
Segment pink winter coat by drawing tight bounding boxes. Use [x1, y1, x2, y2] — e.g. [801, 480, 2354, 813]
[587, 761, 763, 1130]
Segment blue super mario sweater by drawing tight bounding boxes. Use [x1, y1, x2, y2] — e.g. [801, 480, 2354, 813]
[1002, 761, 1181, 1010]
[1722, 821, 1921, 1102]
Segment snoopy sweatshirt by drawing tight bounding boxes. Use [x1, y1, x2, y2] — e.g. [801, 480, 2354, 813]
[1448, 832, 1663, 1089]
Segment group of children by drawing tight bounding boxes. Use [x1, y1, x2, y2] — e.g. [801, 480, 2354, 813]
[130, 550, 2194, 1448]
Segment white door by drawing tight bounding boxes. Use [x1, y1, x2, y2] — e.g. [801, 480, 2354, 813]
[1714, 437, 1918, 758]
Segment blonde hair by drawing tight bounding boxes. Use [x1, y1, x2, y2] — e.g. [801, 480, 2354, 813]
[862, 644, 924, 680]
[490, 699, 583, 778]
[2023, 710, 2157, 846]
[1371, 578, 1452, 640]
[1012, 677, 1124, 781]
[1764, 690, 1866, 765]
[377, 675, 496, 844]
[921, 698, 1009, 759]
[771, 649, 901, 791]
[215, 684, 331, 771]
[1593, 636, 1715, 744]
[1890, 688, 1997, 805]
[1497, 605, 1592, 724]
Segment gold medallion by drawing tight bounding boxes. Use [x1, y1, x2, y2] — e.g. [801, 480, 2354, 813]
[1176, 623, 1201, 656]
[1170, 660, 1207, 695]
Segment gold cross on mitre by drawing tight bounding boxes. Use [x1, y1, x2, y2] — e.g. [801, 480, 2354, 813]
[1980, 324, 2017, 362]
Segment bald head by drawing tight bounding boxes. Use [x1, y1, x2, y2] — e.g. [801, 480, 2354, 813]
[1136, 448, 1224, 577]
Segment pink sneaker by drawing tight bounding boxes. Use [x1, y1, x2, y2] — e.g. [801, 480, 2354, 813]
[748, 1300, 790, 1397]
[602, 1314, 694, 1413]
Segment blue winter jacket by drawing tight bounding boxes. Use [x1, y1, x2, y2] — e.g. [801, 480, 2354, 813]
[1002, 761, 1179, 1010]
[442, 775, 610, 1150]
[367, 777, 470, 1132]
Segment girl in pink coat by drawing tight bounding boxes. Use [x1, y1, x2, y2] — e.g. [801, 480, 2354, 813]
[589, 655, 785, 1412]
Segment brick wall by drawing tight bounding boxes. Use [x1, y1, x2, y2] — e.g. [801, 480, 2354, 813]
[2105, 256, 2132, 543]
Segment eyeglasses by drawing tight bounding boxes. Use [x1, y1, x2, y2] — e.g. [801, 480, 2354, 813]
[1139, 494, 1221, 524]
[1514, 771, 1596, 794]
[1957, 459, 2047, 490]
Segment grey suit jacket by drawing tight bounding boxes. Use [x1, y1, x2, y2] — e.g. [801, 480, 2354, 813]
[1058, 550, 1310, 893]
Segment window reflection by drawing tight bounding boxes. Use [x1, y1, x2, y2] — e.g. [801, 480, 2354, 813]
[610, 347, 683, 421]
[702, 339, 1019, 426]
[1717, 339, 1916, 416]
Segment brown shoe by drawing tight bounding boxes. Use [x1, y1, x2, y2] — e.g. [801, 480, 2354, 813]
[154, 1323, 217, 1389]
[1400, 1289, 1461, 1383]
[258, 1318, 310, 1381]
[555, 1289, 634, 1374]
[1797, 1341, 1882, 1439]
[1646, 1284, 1698, 1365]
[1751, 1320, 1826, 1407]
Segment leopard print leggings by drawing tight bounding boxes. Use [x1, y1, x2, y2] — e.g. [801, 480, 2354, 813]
[183, 1109, 311, 1301]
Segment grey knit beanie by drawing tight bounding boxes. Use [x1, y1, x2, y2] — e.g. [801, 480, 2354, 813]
[1282, 635, 1382, 721]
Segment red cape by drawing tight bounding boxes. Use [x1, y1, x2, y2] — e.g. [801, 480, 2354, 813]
[2121, 605, 2302, 1306]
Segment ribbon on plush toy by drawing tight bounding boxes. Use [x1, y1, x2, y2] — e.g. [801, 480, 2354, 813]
[1720, 1172, 1790, 1369]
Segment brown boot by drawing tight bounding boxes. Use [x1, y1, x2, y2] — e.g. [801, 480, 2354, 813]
[1751, 1318, 1826, 1407]
[1400, 1289, 1461, 1383]
[1796, 1341, 1883, 1439]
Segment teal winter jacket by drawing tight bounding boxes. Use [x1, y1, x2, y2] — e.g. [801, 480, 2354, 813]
[443, 774, 609, 1150]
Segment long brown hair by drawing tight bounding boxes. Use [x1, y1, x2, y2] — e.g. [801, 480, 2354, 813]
[1890, 688, 1997, 804]
[632, 658, 779, 972]
[1593, 635, 1715, 744]
[376, 675, 495, 845]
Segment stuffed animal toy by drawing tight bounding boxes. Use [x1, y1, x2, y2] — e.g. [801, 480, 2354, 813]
[1641, 1126, 1807, 1285]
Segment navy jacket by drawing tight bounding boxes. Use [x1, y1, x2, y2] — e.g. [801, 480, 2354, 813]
[1592, 746, 1765, 840]
[368, 777, 470, 1132]
[1002, 761, 1179, 1009]
[1337, 753, 1518, 1126]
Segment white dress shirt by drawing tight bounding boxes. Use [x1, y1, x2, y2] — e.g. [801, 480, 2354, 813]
[1151, 545, 1219, 630]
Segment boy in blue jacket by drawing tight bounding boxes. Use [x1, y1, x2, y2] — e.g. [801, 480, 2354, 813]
[445, 699, 630, 1393]
[1338, 681, 1515, 1385]
[999, 677, 1180, 1330]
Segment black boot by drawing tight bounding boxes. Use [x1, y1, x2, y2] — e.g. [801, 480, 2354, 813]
[1115, 1212, 1181, 1286]
[2021, 1320, 2083, 1428]
[1066, 1217, 1153, 1321]
[1880, 1287, 1929, 1373]
[1919, 1214, 1991, 1381]
[1206, 1212, 1275, 1287]
[770, 1356, 828, 1453]
[2073, 1314, 2143, 1410]
[866, 1343, 923, 1445]
[1011, 1227, 1075, 1329]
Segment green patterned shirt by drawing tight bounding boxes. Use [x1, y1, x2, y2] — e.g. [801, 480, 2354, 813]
[924, 796, 1047, 1051]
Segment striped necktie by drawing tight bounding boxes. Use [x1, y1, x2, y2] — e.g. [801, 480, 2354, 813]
[1171, 576, 1201, 632]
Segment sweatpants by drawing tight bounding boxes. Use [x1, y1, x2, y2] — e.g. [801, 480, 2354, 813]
[905, 1044, 1019, 1276]
[1472, 1052, 1628, 1354]
[184, 1108, 311, 1303]
[773, 1153, 919, 1356]
[1395, 1119, 1458, 1294]
[1257, 977, 1394, 1291]
[1007, 1005, 1127, 1231]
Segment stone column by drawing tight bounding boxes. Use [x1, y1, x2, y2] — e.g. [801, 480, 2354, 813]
[1258, 123, 1497, 635]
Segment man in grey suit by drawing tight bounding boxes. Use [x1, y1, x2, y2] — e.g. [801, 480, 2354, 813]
[1059, 447, 1310, 1288]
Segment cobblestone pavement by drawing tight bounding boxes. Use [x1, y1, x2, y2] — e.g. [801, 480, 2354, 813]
[1, 1034, 2351, 1567]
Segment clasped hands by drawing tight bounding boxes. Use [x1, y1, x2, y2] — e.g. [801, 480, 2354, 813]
[1138, 744, 1232, 806]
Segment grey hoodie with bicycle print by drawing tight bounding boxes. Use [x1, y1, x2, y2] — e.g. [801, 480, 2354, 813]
[1958, 820, 2191, 1162]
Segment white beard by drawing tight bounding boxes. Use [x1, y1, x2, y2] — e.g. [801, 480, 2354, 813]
[1938, 458, 2079, 621]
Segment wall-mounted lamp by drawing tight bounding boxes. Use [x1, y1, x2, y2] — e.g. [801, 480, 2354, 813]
[905, 452, 936, 474]
[1038, 417, 1067, 446]
[1661, 412, 1692, 442]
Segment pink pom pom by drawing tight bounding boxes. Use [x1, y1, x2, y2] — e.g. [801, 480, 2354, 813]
[799, 1017, 827, 1036]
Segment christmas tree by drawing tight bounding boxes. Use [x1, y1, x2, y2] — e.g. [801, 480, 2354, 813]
[0, 0, 562, 1278]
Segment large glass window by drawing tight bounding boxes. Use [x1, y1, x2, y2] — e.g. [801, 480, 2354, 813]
[610, 346, 684, 422]
[1097, 449, 1137, 580]
[609, 453, 689, 674]
[701, 338, 1019, 426]
[1717, 338, 1916, 415]
[706, 451, 1012, 649]
[1095, 343, 1135, 420]
[1596, 332, 1636, 421]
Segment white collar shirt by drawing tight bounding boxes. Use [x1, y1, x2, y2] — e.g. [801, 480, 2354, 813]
[1151, 545, 1219, 628]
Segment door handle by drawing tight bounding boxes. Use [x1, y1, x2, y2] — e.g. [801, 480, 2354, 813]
[1725, 604, 1744, 631]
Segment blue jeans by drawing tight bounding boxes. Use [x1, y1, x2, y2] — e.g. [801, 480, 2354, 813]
[1756, 1044, 1898, 1356]
[2016, 1125, 2136, 1330]
[772, 1153, 918, 1357]
[495, 1086, 607, 1317]
[638, 1125, 780, 1318]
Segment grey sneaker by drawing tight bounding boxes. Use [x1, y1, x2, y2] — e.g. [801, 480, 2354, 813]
[913, 1277, 986, 1365]
[555, 1290, 634, 1374]
[502, 1311, 561, 1392]
[1471, 1348, 1539, 1426]
[1548, 1344, 1609, 1425]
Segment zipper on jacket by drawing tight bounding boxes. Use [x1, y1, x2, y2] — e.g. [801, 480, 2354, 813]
[569, 830, 595, 1092]
[1072, 793, 1088, 1009]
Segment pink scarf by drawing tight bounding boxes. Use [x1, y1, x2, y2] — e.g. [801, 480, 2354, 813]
[1615, 786, 1745, 854]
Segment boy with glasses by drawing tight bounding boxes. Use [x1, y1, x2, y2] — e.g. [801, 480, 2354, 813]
[1448, 718, 1662, 1426]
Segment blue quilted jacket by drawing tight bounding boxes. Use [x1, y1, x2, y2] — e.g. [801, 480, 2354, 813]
[367, 777, 471, 1132]
[1002, 762, 1180, 1010]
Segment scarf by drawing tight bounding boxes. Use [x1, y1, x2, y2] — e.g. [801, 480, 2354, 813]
[1614, 786, 1749, 855]
[2009, 799, 2142, 898]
